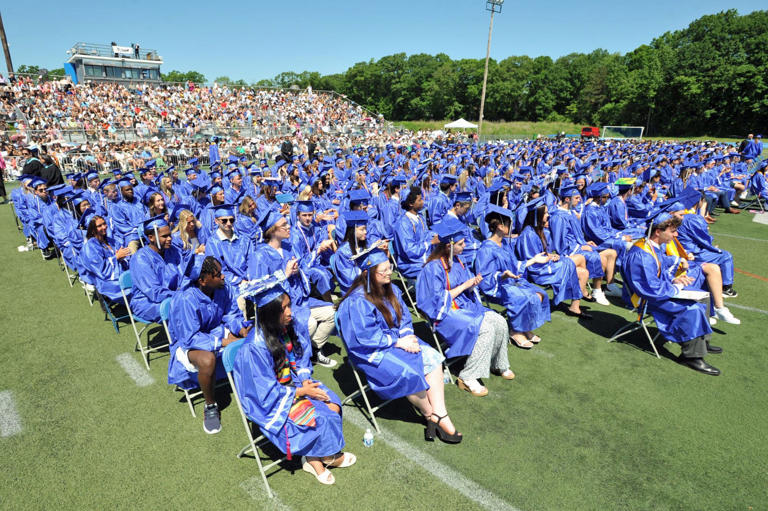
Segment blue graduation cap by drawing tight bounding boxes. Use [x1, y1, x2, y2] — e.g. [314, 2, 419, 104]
[77, 207, 98, 229]
[169, 202, 191, 223]
[29, 177, 47, 188]
[145, 159, 156, 168]
[433, 218, 466, 244]
[141, 214, 169, 234]
[262, 177, 282, 188]
[358, 248, 389, 272]
[296, 200, 315, 213]
[213, 204, 236, 218]
[559, 185, 580, 199]
[348, 189, 371, 204]
[226, 168, 241, 179]
[587, 182, 610, 198]
[210, 171, 222, 180]
[110, 168, 122, 177]
[141, 187, 159, 205]
[388, 175, 407, 187]
[343, 210, 369, 227]
[484, 204, 515, 224]
[252, 281, 288, 308]
[51, 185, 74, 197]
[258, 210, 284, 232]
[452, 191, 472, 203]
[116, 177, 134, 189]
[138, 167, 151, 176]
[208, 185, 224, 196]
[85, 171, 99, 182]
[439, 174, 458, 185]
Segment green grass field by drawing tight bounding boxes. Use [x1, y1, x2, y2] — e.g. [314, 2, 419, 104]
[1, 191, 767, 510]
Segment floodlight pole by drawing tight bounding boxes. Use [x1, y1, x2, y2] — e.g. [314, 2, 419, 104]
[0, 11, 13, 76]
[478, 1, 503, 139]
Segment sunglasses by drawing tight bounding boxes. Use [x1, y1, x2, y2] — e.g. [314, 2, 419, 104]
[219, 218, 234, 224]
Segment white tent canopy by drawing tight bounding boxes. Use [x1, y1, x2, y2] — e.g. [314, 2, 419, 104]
[444, 118, 478, 129]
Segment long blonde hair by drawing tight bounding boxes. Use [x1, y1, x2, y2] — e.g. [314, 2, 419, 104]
[172, 209, 201, 250]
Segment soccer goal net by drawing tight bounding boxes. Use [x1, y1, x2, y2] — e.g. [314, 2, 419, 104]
[601, 126, 645, 139]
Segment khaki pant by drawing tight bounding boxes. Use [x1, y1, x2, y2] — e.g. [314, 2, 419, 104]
[308, 305, 335, 350]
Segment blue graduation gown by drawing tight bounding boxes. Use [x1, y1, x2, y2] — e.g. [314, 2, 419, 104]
[112, 199, 146, 246]
[205, 230, 252, 288]
[427, 192, 451, 226]
[677, 214, 734, 286]
[128, 245, 187, 322]
[581, 203, 630, 261]
[416, 258, 485, 358]
[232, 329, 344, 458]
[623, 241, 712, 344]
[337, 287, 429, 400]
[52, 209, 85, 272]
[549, 208, 604, 278]
[167, 285, 248, 389]
[393, 213, 432, 279]
[289, 224, 334, 295]
[80, 236, 128, 301]
[234, 214, 262, 243]
[514, 226, 582, 305]
[475, 239, 550, 332]
[329, 242, 360, 295]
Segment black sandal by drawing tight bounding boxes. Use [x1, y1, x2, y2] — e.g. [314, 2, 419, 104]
[425, 414, 462, 444]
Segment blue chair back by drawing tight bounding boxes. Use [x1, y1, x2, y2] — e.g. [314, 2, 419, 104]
[222, 338, 247, 373]
[119, 271, 133, 291]
[159, 297, 172, 322]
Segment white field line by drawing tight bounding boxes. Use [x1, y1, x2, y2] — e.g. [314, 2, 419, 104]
[0, 391, 22, 438]
[728, 303, 768, 316]
[116, 353, 155, 387]
[343, 411, 521, 511]
[752, 213, 768, 226]
[239, 477, 291, 510]
[709, 231, 768, 242]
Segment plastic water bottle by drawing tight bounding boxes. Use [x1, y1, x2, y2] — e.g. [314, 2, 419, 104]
[443, 367, 452, 384]
[363, 428, 374, 448]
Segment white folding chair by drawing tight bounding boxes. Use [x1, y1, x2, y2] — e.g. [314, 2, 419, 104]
[334, 315, 392, 433]
[119, 271, 170, 369]
[223, 338, 285, 499]
[607, 301, 663, 359]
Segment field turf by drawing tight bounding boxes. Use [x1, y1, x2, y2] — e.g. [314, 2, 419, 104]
[1, 192, 766, 510]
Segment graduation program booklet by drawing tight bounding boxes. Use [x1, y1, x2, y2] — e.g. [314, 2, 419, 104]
[675, 289, 710, 303]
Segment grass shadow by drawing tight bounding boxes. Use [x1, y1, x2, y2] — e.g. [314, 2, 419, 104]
[577, 308, 678, 361]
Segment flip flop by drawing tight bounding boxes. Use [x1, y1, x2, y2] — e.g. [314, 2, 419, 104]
[527, 335, 541, 344]
[302, 456, 335, 485]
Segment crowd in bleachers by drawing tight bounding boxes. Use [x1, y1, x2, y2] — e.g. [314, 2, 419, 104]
[9, 124, 768, 488]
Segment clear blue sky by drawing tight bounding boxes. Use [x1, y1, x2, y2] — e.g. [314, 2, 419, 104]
[1, 1, 760, 82]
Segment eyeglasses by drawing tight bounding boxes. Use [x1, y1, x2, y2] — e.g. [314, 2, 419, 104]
[219, 218, 234, 224]
[375, 264, 393, 275]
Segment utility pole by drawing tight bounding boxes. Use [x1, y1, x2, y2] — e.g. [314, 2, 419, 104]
[478, 1, 504, 138]
[0, 11, 13, 76]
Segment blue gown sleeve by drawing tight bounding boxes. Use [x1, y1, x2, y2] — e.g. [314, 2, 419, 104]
[130, 250, 174, 303]
[170, 290, 226, 352]
[625, 248, 679, 302]
[415, 261, 452, 322]
[338, 294, 396, 366]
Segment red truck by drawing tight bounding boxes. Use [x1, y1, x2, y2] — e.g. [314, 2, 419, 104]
[581, 126, 600, 139]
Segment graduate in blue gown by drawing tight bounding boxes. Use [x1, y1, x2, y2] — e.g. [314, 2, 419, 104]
[336, 249, 462, 444]
[622, 212, 722, 375]
[676, 200, 736, 296]
[167, 256, 252, 434]
[289, 200, 336, 301]
[330, 211, 388, 294]
[232, 283, 355, 485]
[204, 204, 252, 290]
[476, 205, 551, 348]
[233, 196, 262, 243]
[416, 218, 513, 397]
[549, 186, 620, 305]
[514, 199, 589, 317]
[426, 174, 456, 226]
[393, 187, 435, 279]
[112, 178, 146, 248]
[128, 216, 189, 322]
[247, 210, 337, 368]
[80, 215, 131, 301]
[580, 182, 634, 262]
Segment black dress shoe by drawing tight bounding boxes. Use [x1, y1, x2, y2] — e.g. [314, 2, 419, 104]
[706, 342, 723, 354]
[679, 357, 721, 375]
[565, 309, 593, 320]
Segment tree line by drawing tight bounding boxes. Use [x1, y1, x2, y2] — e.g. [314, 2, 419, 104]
[252, 9, 768, 137]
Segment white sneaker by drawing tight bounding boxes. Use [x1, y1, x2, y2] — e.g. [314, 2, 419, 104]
[715, 306, 741, 325]
[740, 191, 748, 199]
[709, 316, 717, 326]
[593, 288, 610, 306]
[605, 282, 622, 297]
[730, 201, 739, 207]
